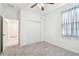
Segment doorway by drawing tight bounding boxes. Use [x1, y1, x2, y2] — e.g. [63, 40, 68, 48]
[3, 18, 19, 51]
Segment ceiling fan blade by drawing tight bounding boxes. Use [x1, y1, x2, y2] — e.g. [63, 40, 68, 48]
[31, 3, 37, 8]
[45, 3, 54, 4]
[41, 6, 44, 11]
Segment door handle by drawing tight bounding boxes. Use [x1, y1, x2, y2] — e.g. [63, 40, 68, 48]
[3, 34, 6, 36]
[10, 36, 17, 38]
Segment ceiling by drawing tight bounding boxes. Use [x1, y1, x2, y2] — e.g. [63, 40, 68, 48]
[2, 3, 66, 15]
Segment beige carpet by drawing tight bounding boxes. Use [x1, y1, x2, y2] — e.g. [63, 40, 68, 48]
[0, 41, 79, 56]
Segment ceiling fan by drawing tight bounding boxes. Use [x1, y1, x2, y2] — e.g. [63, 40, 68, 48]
[30, 3, 54, 11]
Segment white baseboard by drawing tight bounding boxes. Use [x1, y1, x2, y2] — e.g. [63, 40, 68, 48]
[45, 40, 79, 54]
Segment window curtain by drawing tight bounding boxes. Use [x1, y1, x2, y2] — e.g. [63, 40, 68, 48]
[62, 6, 79, 37]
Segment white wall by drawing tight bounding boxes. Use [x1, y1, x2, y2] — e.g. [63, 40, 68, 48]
[0, 4, 3, 16]
[3, 7, 19, 19]
[0, 4, 20, 19]
[20, 10, 44, 46]
[43, 3, 79, 53]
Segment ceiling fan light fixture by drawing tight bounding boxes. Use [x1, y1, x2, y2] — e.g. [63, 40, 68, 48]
[37, 3, 41, 8]
[40, 3, 44, 7]
[37, 3, 44, 8]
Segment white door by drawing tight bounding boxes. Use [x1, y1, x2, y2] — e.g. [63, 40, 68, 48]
[3, 19, 18, 47]
[25, 21, 41, 44]
[3, 19, 8, 51]
[8, 19, 18, 46]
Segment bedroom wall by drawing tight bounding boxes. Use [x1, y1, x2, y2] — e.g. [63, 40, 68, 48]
[43, 3, 79, 53]
[0, 4, 3, 16]
[0, 4, 20, 19]
[2, 4, 19, 19]
[20, 10, 44, 46]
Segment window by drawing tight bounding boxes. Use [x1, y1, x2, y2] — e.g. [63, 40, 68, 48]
[62, 6, 79, 37]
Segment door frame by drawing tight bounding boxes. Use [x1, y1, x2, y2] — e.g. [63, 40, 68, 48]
[0, 15, 3, 52]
